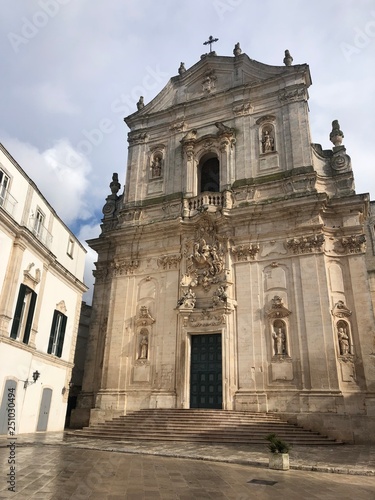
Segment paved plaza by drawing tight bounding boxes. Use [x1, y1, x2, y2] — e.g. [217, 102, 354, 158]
[0, 433, 375, 499]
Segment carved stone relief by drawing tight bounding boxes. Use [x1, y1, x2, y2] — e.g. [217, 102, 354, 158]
[92, 262, 109, 284]
[178, 217, 230, 310]
[202, 69, 217, 93]
[136, 306, 156, 327]
[233, 101, 252, 116]
[56, 300, 67, 314]
[111, 259, 139, 276]
[186, 220, 225, 277]
[278, 87, 307, 103]
[169, 120, 186, 132]
[331, 300, 352, 319]
[266, 296, 292, 319]
[177, 288, 196, 310]
[128, 132, 148, 145]
[120, 208, 143, 223]
[231, 243, 260, 262]
[23, 262, 41, 290]
[261, 240, 287, 257]
[339, 234, 366, 254]
[157, 254, 182, 270]
[286, 234, 325, 254]
[189, 309, 226, 327]
[180, 124, 235, 163]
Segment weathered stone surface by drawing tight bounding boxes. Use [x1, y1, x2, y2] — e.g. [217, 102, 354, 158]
[75, 49, 375, 443]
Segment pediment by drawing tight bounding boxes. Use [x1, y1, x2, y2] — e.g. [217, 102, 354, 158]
[125, 53, 311, 126]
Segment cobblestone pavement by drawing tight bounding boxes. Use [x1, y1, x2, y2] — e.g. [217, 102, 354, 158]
[0, 433, 374, 499]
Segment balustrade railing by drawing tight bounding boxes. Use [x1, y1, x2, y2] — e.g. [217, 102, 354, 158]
[188, 192, 224, 211]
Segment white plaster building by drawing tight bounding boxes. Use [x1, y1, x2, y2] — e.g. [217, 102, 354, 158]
[73, 45, 375, 443]
[0, 143, 87, 434]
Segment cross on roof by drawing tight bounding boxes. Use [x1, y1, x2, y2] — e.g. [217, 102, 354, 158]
[203, 35, 219, 53]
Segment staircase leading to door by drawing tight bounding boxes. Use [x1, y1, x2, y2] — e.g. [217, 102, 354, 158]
[71, 409, 342, 445]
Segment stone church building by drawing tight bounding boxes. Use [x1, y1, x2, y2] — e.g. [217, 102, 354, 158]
[72, 44, 375, 443]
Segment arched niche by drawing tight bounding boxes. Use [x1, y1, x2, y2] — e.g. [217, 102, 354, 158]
[328, 262, 345, 293]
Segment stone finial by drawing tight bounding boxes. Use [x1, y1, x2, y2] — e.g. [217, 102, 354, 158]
[283, 49, 293, 66]
[329, 120, 344, 147]
[233, 42, 242, 57]
[136, 96, 144, 111]
[178, 62, 186, 75]
[110, 173, 121, 196]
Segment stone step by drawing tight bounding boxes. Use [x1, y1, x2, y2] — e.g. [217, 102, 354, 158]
[72, 430, 336, 445]
[69, 409, 341, 445]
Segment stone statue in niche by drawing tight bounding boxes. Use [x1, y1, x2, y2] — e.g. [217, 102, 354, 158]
[262, 129, 275, 153]
[272, 326, 287, 355]
[139, 334, 149, 359]
[151, 154, 162, 178]
[337, 326, 350, 355]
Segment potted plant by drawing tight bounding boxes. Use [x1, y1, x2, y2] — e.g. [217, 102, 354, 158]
[266, 433, 290, 470]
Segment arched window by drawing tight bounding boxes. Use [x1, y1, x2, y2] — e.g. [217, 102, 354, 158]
[199, 156, 219, 193]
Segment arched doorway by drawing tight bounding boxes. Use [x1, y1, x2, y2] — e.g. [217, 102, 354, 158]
[199, 156, 219, 193]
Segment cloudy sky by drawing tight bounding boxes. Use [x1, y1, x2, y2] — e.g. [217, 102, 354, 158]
[1, 0, 374, 302]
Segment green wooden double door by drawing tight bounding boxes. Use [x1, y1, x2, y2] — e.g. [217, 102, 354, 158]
[190, 334, 222, 409]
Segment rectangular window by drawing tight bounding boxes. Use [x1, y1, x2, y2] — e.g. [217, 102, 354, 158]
[67, 238, 74, 258]
[33, 209, 45, 238]
[47, 310, 67, 357]
[10, 284, 37, 344]
[0, 169, 10, 207]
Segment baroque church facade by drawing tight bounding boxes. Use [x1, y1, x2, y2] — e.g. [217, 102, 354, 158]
[73, 44, 375, 443]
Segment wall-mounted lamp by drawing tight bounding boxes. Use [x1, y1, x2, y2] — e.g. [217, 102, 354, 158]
[23, 370, 40, 389]
[61, 381, 74, 395]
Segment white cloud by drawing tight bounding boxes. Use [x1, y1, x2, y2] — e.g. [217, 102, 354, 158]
[77, 222, 101, 306]
[2, 136, 93, 224]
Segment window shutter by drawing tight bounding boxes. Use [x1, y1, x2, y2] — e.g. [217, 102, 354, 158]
[23, 290, 37, 344]
[56, 315, 67, 358]
[10, 284, 26, 339]
[47, 311, 58, 354]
